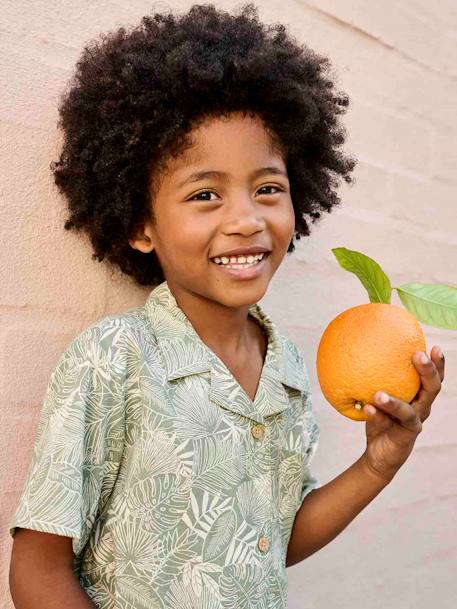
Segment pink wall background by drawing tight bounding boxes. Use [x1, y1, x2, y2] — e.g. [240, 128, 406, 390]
[1, 1, 456, 607]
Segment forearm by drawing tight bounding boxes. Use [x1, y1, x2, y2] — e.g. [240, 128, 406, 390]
[286, 454, 393, 567]
[10, 564, 95, 609]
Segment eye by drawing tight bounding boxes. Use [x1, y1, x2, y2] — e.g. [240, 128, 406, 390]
[188, 190, 219, 201]
[257, 185, 283, 195]
[187, 185, 284, 201]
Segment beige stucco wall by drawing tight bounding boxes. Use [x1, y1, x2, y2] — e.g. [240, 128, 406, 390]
[1, 1, 456, 607]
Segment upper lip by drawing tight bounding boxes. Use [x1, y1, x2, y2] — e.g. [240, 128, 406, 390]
[210, 246, 272, 258]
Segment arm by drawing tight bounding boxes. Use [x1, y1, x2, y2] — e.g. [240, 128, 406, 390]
[287, 346, 445, 568]
[9, 529, 95, 609]
[286, 454, 391, 567]
[9, 327, 129, 608]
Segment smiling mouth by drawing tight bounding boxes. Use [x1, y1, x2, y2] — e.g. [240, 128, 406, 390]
[210, 252, 269, 268]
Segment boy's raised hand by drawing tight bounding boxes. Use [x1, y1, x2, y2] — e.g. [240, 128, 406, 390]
[361, 345, 445, 483]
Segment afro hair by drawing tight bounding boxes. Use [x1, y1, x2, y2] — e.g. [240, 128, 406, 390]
[50, 2, 357, 287]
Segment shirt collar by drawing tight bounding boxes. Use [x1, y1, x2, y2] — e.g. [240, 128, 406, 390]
[144, 281, 306, 422]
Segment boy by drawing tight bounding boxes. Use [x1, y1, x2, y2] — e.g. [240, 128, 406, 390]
[9, 3, 444, 608]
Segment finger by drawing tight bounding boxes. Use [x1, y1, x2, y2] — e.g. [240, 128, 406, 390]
[430, 345, 445, 383]
[373, 391, 422, 433]
[363, 402, 392, 431]
[411, 348, 443, 413]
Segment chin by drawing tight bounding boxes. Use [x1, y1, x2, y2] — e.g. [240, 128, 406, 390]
[213, 282, 270, 308]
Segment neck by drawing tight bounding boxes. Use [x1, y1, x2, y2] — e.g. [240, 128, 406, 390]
[167, 281, 256, 359]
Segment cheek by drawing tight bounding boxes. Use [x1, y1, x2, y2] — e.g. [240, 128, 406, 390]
[276, 201, 296, 239]
[166, 217, 212, 269]
[288, 205, 296, 232]
[178, 217, 212, 250]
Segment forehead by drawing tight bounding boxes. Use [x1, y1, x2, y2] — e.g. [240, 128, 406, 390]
[168, 112, 284, 176]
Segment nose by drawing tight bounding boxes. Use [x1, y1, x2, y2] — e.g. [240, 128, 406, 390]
[223, 193, 266, 235]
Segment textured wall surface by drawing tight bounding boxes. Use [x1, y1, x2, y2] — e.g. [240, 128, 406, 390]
[1, 1, 455, 608]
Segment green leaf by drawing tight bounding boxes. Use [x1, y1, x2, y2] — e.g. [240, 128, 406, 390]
[332, 247, 392, 304]
[396, 283, 457, 329]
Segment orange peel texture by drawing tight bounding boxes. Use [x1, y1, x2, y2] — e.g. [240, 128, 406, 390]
[316, 303, 426, 422]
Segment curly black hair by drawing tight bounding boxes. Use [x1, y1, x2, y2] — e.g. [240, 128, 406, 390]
[50, 1, 357, 287]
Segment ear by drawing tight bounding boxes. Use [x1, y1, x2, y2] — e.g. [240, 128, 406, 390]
[128, 221, 155, 253]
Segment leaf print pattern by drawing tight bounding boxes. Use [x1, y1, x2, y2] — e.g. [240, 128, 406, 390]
[224, 520, 260, 566]
[236, 481, 269, 528]
[267, 572, 288, 609]
[220, 564, 266, 609]
[127, 473, 190, 533]
[202, 510, 237, 562]
[166, 576, 222, 609]
[182, 558, 222, 598]
[10, 280, 321, 608]
[182, 490, 232, 540]
[192, 436, 246, 495]
[112, 517, 163, 575]
[172, 376, 222, 440]
[116, 576, 162, 609]
[155, 527, 200, 587]
[131, 426, 184, 479]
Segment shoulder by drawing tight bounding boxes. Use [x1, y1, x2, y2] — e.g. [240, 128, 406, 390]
[276, 331, 305, 370]
[69, 304, 153, 353]
[280, 334, 303, 361]
[55, 305, 156, 383]
[253, 303, 306, 369]
[277, 332, 312, 395]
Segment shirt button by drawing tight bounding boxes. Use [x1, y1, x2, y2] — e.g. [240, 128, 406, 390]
[258, 536, 270, 553]
[251, 424, 265, 440]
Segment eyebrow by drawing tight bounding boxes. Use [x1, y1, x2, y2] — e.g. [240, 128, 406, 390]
[177, 166, 289, 189]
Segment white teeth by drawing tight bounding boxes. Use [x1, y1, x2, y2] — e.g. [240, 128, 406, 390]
[212, 252, 266, 266]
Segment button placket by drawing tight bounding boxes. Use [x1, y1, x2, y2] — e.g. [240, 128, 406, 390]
[258, 535, 270, 553]
[251, 423, 265, 440]
[250, 420, 271, 557]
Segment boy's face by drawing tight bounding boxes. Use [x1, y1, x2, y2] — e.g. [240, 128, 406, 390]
[130, 111, 295, 309]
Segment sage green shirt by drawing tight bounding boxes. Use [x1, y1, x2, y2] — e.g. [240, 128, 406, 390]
[10, 280, 321, 609]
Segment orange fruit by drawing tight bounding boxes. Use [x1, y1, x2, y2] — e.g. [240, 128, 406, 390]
[316, 303, 426, 421]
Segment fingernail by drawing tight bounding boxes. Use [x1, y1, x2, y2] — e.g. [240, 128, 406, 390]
[437, 347, 443, 359]
[419, 352, 428, 364]
[377, 391, 389, 404]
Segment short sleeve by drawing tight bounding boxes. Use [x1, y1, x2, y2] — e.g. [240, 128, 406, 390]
[299, 390, 322, 503]
[10, 323, 127, 556]
[293, 352, 322, 505]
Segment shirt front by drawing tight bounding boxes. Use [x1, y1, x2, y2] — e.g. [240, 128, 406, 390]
[10, 280, 321, 609]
